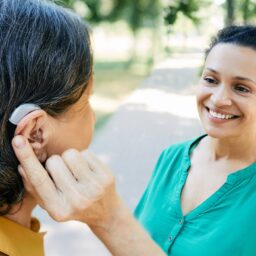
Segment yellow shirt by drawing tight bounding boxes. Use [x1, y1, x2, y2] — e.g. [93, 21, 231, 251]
[0, 217, 44, 256]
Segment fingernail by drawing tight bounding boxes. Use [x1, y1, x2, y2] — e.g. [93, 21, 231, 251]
[13, 136, 26, 149]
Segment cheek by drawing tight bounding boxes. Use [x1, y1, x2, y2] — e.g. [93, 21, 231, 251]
[85, 108, 95, 129]
[197, 82, 215, 104]
[196, 84, 208, 106]
[89, 108, 96, 127]
[81, 110, 95, 139]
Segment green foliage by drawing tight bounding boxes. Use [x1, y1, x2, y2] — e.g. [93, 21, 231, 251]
[164, 0, 202, 26]
[60, 0, 74, 6]
[106, 0, 162, 32]
[240, 0, 256, 24]
[220, 0, 256, 25]
[61, 0, 162, 32]
[164, 6, 178, 25]
[164, 0, 255, 27]
[225, 0, 235, 26]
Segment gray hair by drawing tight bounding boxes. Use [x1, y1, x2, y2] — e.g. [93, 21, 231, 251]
[0, 0, 93, 215]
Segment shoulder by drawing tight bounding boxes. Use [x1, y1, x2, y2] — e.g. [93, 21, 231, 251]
[0, 216, 44, 256]
[147, 135, 206, 187]
[160, 138, 195, 160]
[154, 137, 199, 172]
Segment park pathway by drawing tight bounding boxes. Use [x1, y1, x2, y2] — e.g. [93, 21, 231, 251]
[34, 52, 204, 256]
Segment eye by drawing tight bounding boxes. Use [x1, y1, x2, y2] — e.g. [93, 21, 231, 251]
[234, 85, 250, 93]
[203, 76, 218, 85]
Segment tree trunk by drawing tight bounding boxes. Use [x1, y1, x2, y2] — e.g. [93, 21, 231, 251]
[225, 0, 235, 26]
[242, 0, 250, 25]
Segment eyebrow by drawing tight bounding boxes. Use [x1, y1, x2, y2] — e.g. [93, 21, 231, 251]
[206, 67, 256, 85]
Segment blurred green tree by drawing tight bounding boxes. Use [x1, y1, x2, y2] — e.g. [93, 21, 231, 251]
[115, 0, 162, 64]
[225, 0, 235, 25]
[164, 0, 201, 27]
[60, 0, 103, 22]
[61, 0, 161, 32]
[61, 0, 163, 65]
[163, 0, 209, 52]
[164, 0, 256, 27]
[224, 0, 256, 25]
[240, 0, 256, 24]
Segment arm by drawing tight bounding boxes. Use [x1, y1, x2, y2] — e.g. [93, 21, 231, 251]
[12, 136, 166, 256]
[91, 201, 165, 256]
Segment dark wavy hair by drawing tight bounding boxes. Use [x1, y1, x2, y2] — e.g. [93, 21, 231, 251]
[205, 25, 256, 57]
[0, 0, 93, 215]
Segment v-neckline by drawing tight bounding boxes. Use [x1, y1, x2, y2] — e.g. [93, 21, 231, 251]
[176, 135, 256, 220]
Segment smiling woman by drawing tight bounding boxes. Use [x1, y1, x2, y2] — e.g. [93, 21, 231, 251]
[135, 25, 256, 255]
[198, 43, 256, 139]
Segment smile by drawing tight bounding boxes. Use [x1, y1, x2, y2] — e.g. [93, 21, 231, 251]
[205, 107, 239, 120]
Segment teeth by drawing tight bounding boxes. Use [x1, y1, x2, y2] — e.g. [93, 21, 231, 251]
[209, 110, 235, 120]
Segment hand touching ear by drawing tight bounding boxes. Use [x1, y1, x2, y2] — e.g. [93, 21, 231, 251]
[12, 135, 166, 256]
[15, 110, 48, 162]
[12, 135, 121, 227]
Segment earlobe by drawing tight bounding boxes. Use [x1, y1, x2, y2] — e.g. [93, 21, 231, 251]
[15, 110, 49, 162]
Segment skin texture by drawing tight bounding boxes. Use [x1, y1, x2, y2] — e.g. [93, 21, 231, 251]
[181, 43, 256, 216]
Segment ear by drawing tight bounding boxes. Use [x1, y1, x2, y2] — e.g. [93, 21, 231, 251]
[15, 110, 49, 162]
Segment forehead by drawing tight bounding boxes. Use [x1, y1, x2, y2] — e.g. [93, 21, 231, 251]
[204, 43, 256, 79]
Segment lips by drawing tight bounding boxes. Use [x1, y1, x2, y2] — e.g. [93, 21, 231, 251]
[205, 107, 240, 120]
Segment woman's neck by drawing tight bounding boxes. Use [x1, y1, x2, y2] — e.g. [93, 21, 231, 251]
[206, 134, 256, 163]
[5, 193, 36, 228]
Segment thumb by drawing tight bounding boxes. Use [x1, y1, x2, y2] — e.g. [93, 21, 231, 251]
[12, 135, 36, 164]
[12, 135, 47, 184]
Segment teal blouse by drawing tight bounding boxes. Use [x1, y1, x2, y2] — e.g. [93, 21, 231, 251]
[134, 135, 256, 256]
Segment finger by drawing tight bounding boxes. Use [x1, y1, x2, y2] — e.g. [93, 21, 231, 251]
[45, 155, 77, 191]
[81, 150, 112, 176]
[18, 165, 34, 193]
[62, 149, 94, 181]
[12, 135, 58, 200]
[18, 165, 54, 208]
[81, 150, 114, 186]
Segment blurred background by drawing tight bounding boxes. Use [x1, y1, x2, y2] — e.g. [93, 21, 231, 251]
[35, 1, 256, 255]
[58, 0, 256, 132]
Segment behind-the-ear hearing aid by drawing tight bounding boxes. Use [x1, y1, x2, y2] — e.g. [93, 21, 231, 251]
[8, 103, 41, 140]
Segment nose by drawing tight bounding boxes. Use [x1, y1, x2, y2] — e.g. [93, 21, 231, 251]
[210, 84, 232, 107]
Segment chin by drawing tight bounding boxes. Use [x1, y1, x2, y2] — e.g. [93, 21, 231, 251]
[203, 125, 235, 139]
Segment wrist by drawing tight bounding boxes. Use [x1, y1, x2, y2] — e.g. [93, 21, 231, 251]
[89, 196, 131, 234]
